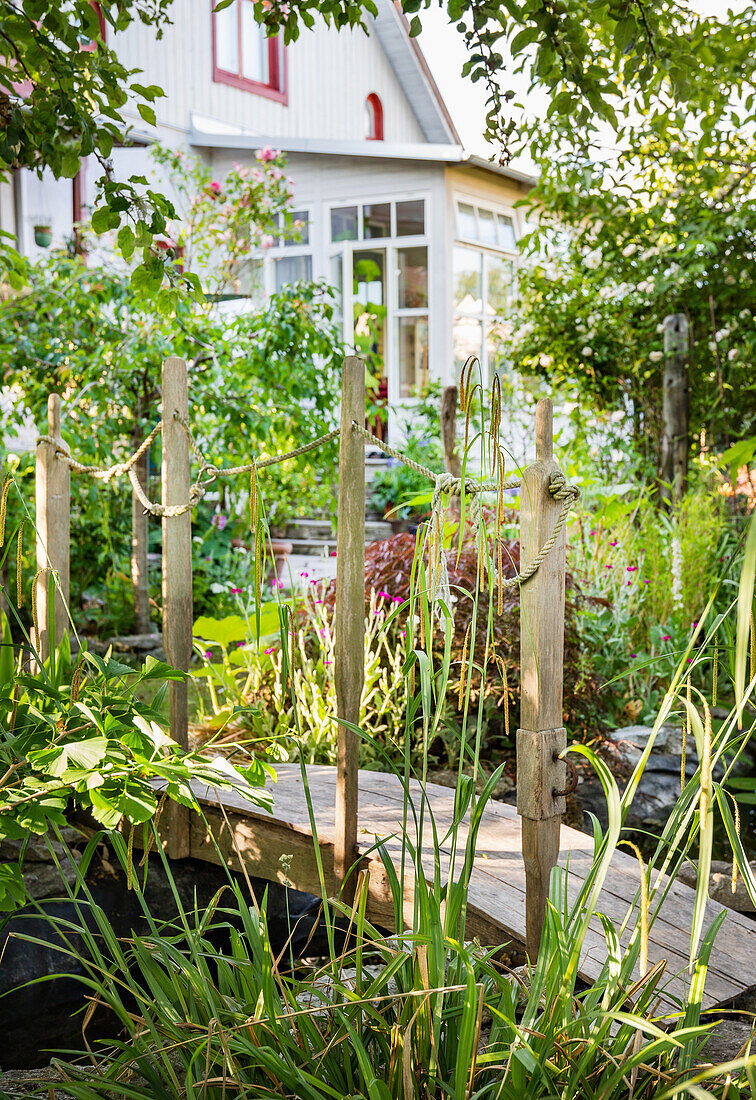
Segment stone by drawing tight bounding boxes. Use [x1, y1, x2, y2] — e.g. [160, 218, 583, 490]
[576, 724, 746, 833]
[677, 858, 756, 912]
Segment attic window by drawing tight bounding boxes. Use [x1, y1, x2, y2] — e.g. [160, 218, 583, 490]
[365, 93, 384, 141]
[212, 0, 286, 103]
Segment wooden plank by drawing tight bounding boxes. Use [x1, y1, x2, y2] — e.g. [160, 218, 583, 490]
[34, 394, 70, 660]
[187, 769, 756, 1010]
[518, 397, 567, 957]
[334, 355, 365, 897]
[161, 357, 192, 859]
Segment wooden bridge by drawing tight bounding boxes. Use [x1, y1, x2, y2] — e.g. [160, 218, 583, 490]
[34, 355, 756, 1013]
[187, 765, 756, 1014]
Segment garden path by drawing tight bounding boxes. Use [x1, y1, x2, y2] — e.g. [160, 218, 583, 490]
[186, 766, 756, 1014]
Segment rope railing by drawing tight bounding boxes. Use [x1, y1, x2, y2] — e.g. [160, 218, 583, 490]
[36, 411, 580, 584]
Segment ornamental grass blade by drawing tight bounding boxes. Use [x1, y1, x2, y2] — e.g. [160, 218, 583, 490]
[735, 508, 756, 722]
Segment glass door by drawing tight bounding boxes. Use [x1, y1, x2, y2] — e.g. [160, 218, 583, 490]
[353, 247, 387, 437]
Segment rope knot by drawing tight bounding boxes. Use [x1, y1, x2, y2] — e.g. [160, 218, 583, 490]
[548, 470, 580, 504]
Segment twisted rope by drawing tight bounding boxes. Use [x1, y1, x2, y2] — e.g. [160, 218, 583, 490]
[38, 411, 579, 586]
[37, 421, 163, 482]
[174, 413, 340, 481]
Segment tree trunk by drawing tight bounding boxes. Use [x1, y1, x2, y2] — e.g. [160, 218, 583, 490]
[131, 437, 151, 634]
[660, 313, 690, 507]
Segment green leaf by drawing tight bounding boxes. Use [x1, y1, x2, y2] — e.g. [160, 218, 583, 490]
[137, 102, 157, 127]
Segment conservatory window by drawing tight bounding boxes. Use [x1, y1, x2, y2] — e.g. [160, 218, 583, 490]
[212, 0, 285, 100]
[456, 201, 517, 253]
[329, 199, 425, 243]
[453, 246, 513, 383]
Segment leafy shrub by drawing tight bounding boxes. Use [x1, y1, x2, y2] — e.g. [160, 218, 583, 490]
[322, 528, 604, 756]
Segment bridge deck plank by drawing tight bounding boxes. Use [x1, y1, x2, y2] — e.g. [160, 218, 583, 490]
[190, 765, 756, 1013]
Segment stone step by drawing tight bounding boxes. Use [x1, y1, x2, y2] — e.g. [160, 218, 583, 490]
[287, 537, 336, 556]
[285, 518, 333, 541]
[365, 520, 393, 542]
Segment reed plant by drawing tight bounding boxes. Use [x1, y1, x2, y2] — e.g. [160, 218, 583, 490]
[8, 365, 756, 1097]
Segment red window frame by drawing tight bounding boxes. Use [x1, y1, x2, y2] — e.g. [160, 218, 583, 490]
[80, 2, 107, 51]
[366, 93, 384, 141]
[211, 1, 287, 104]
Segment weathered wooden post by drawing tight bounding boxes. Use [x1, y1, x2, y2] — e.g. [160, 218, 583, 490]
[517, 397, 567, 958]
[441, 384, 462, 479]
[35, 394, 70, 661]
[161, 357, 192, 859]
[661, 313, 690, 506]
[334, 355, 365, 899]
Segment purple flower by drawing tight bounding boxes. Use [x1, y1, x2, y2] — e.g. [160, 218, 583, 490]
[643, 579, 651, 585]
[237, 641, 245, 648]
[204, 650, 212, 659]
[212, 512, 228, 531]
[630, 653, 637, 659]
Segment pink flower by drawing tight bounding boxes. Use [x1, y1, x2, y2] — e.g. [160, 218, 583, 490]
[324, 659, 332, 666]
[231, 587, 242, 595]
[589, 529, 598, 536]
[662, 634, 671, 641]
[392, 596, 403, 603]
[204, 650, 212, 659]
[627, 565, 637, 572]
[264, 646, 276, 654]
[609, 540, 618, 547]
[237, 642, 244, 648]
[261, 234, 275, 249]
[212, 513, 228, 531]
[209, 180, 221, 193]
[643, 579, 650, 585]
[604, 564, 612, 569]
[377, 590, 391, 599]
[299, 571, 309, 578]
[271, 579, 283, 589]
[259, 145, 276, 162]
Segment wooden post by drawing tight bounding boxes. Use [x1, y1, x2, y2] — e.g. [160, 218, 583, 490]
[661, 313, 690, 506]
[441, 384, 462, 479]
[517, 397, 567, 958]
[35, 394, 70, 661]
[131, 438, 151, 634]
[334, 355, 365, 898]
[161, 357, 192, 859]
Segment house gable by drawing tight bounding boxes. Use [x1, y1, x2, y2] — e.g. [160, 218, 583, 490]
[113, 0, 458, 148]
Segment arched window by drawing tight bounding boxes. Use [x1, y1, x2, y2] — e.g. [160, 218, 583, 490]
[365, 93, 384, 141]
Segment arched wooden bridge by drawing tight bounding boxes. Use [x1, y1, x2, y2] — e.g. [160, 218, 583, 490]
[185, 765, 756, 1016]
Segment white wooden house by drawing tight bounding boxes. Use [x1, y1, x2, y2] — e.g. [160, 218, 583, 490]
[4, 0, 534, 432]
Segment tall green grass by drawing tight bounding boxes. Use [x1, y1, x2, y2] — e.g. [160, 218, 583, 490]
[7, 379, 756, 1097]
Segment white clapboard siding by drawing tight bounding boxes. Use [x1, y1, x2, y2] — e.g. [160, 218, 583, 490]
[113, 0, 426, 144]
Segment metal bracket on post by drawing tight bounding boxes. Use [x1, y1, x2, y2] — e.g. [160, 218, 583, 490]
[517, 397, 568, 959]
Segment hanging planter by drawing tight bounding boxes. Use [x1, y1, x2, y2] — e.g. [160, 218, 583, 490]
[33, 225, 52, 248]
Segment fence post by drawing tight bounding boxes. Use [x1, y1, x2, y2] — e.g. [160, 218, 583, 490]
[661, 313, 690, 506]
[161, 356, 192, 859]
[517, 397, 567, 958]
[35, 394, 70, 661]
[334, 355, 365, 898]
